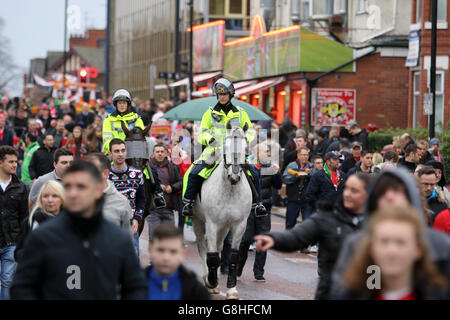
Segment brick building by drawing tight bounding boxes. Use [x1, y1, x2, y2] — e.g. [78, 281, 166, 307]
[69, 29, 106, 49]
[407, 0, 449, 131]
[304, 51, 410, 129]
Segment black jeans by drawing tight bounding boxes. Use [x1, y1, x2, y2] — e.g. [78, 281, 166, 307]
[238, 211, 271, 277]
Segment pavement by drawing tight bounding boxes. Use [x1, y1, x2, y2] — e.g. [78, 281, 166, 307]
[138, 206, 318, 300]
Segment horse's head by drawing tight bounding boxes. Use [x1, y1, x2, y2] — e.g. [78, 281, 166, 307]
[121, 121, 152, 169]
[223, 121, 248, 185]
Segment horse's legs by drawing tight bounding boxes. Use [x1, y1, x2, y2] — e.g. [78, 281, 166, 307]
[204, 221, 220, 289]
[226, 219, 248, 299]
[191, 217, 208, 280]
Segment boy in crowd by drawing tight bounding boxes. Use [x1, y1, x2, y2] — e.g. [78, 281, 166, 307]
[146, 224, 210, 300]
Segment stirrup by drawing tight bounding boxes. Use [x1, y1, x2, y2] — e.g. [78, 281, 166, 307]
[182, 199, 195, 217]
[252, 203, 267, 217]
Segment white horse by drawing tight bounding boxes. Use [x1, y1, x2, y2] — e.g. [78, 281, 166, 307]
[192, 121, 253, 300]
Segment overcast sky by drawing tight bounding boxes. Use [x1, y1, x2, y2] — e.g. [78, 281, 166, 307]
[0, 0, 106, 96]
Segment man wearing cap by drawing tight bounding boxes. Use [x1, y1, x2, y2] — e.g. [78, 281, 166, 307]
[305, 151, 346, 212]
[341, 141, 362, 173]
[429, 138, 445, 165]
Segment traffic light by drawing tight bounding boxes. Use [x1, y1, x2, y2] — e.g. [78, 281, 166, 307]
[79, 68, 88, 83]
[180, 60, 189, 75]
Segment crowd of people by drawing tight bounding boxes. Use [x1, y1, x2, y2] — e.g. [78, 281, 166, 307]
[0, 85, 449, 300]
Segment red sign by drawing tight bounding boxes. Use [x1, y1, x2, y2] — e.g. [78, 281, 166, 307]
[151, 125, 171, 137]
[311, 88, 356, 126]
[89, 67, 98, 79]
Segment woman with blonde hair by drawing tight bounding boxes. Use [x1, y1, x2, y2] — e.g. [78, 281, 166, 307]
[28, 180, 65, 229]
[14, 181, 65, 262]
[341, 205, 448, 299]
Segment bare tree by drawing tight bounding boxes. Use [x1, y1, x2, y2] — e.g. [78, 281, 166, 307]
[0, 18, 20, 93]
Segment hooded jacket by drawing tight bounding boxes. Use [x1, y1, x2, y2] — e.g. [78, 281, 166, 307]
[102, 180, 133, 234]
[330, 168, 450, 300]
[267, 196, 364, 299]
[11, 197, 147, 300]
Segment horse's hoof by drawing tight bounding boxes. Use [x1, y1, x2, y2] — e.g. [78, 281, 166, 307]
[226, 293, 239, 300]
[208, 287, 220, 294]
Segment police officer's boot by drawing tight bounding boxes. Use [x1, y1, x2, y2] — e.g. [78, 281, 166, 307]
[252, 202, 267, 217]
[182, 198, 195, 217]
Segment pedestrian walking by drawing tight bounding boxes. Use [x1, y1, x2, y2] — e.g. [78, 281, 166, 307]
[237, 141, 282, 282]
[330, 168, 450, 299]
[28, 148, 73, 210]
[340, 205, 448, 299]
[86, 152, 133, 234]
[0, 146, 29, 300]
[306, 151, 346, 212]
[146, 223, 210, 300]
[108, 138, 146, 255]
[255, 173, 371, 299]
[28, 133, 56, 180]
[20, 132, 40, 183]
[283, 146, 314, 229]
[11, 160, 147, 300]
[147, 143, 183, 241]
[14, 180, 65, 262]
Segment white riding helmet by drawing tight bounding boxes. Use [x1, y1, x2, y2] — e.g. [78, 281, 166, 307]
[213, 78, 235, 99]
[112, 88, 132, 107]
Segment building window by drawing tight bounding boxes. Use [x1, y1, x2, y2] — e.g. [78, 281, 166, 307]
[416, 0, 421, 23]
[413, 72, 420, 128]
[301, 0, 310, 20]
[313, 0, 334, 16]
[210, 0, 225, 15]
[339, 0, 347, 13]
[429, 0, 447, 21]
[358, 0, 366, 13]
[209, 0, 250, 30]
[435, 71, 445, 131]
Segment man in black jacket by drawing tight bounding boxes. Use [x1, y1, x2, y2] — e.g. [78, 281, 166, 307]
[417, 166, 448, 221]
[349, 122, 369, 150]
[11, 160, 147, 300]
[147, 143, 183, 241]
[398, 144, 420, 174]
[306, 151, 346, 212]
[282, 146, 314, 229]
[341, 141, 362, 173]
[28, 133, 56, 180]
[237, 141, 282, 282]
[0, 146, 29, 300]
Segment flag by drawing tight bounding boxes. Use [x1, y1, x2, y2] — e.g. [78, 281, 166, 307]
[33, 74, 54, 87]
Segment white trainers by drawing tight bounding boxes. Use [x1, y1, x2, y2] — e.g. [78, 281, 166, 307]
[309, 245, 318, 253]
[249, 242, 256, 251]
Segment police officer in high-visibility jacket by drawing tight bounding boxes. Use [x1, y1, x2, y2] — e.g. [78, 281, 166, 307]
[181, 78, 266, 217]
[102, 89, 145, 154]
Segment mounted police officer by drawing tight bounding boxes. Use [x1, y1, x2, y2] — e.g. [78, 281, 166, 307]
[102, 88, 145, 154]
[102, 88, 166, 211]
[181, 78, 266, 217]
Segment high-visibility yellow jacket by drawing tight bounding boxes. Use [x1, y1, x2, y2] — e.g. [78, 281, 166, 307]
[198, 104, 255, 157]
[182, 104, 256, 198]
[102, 111, 145, 154]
